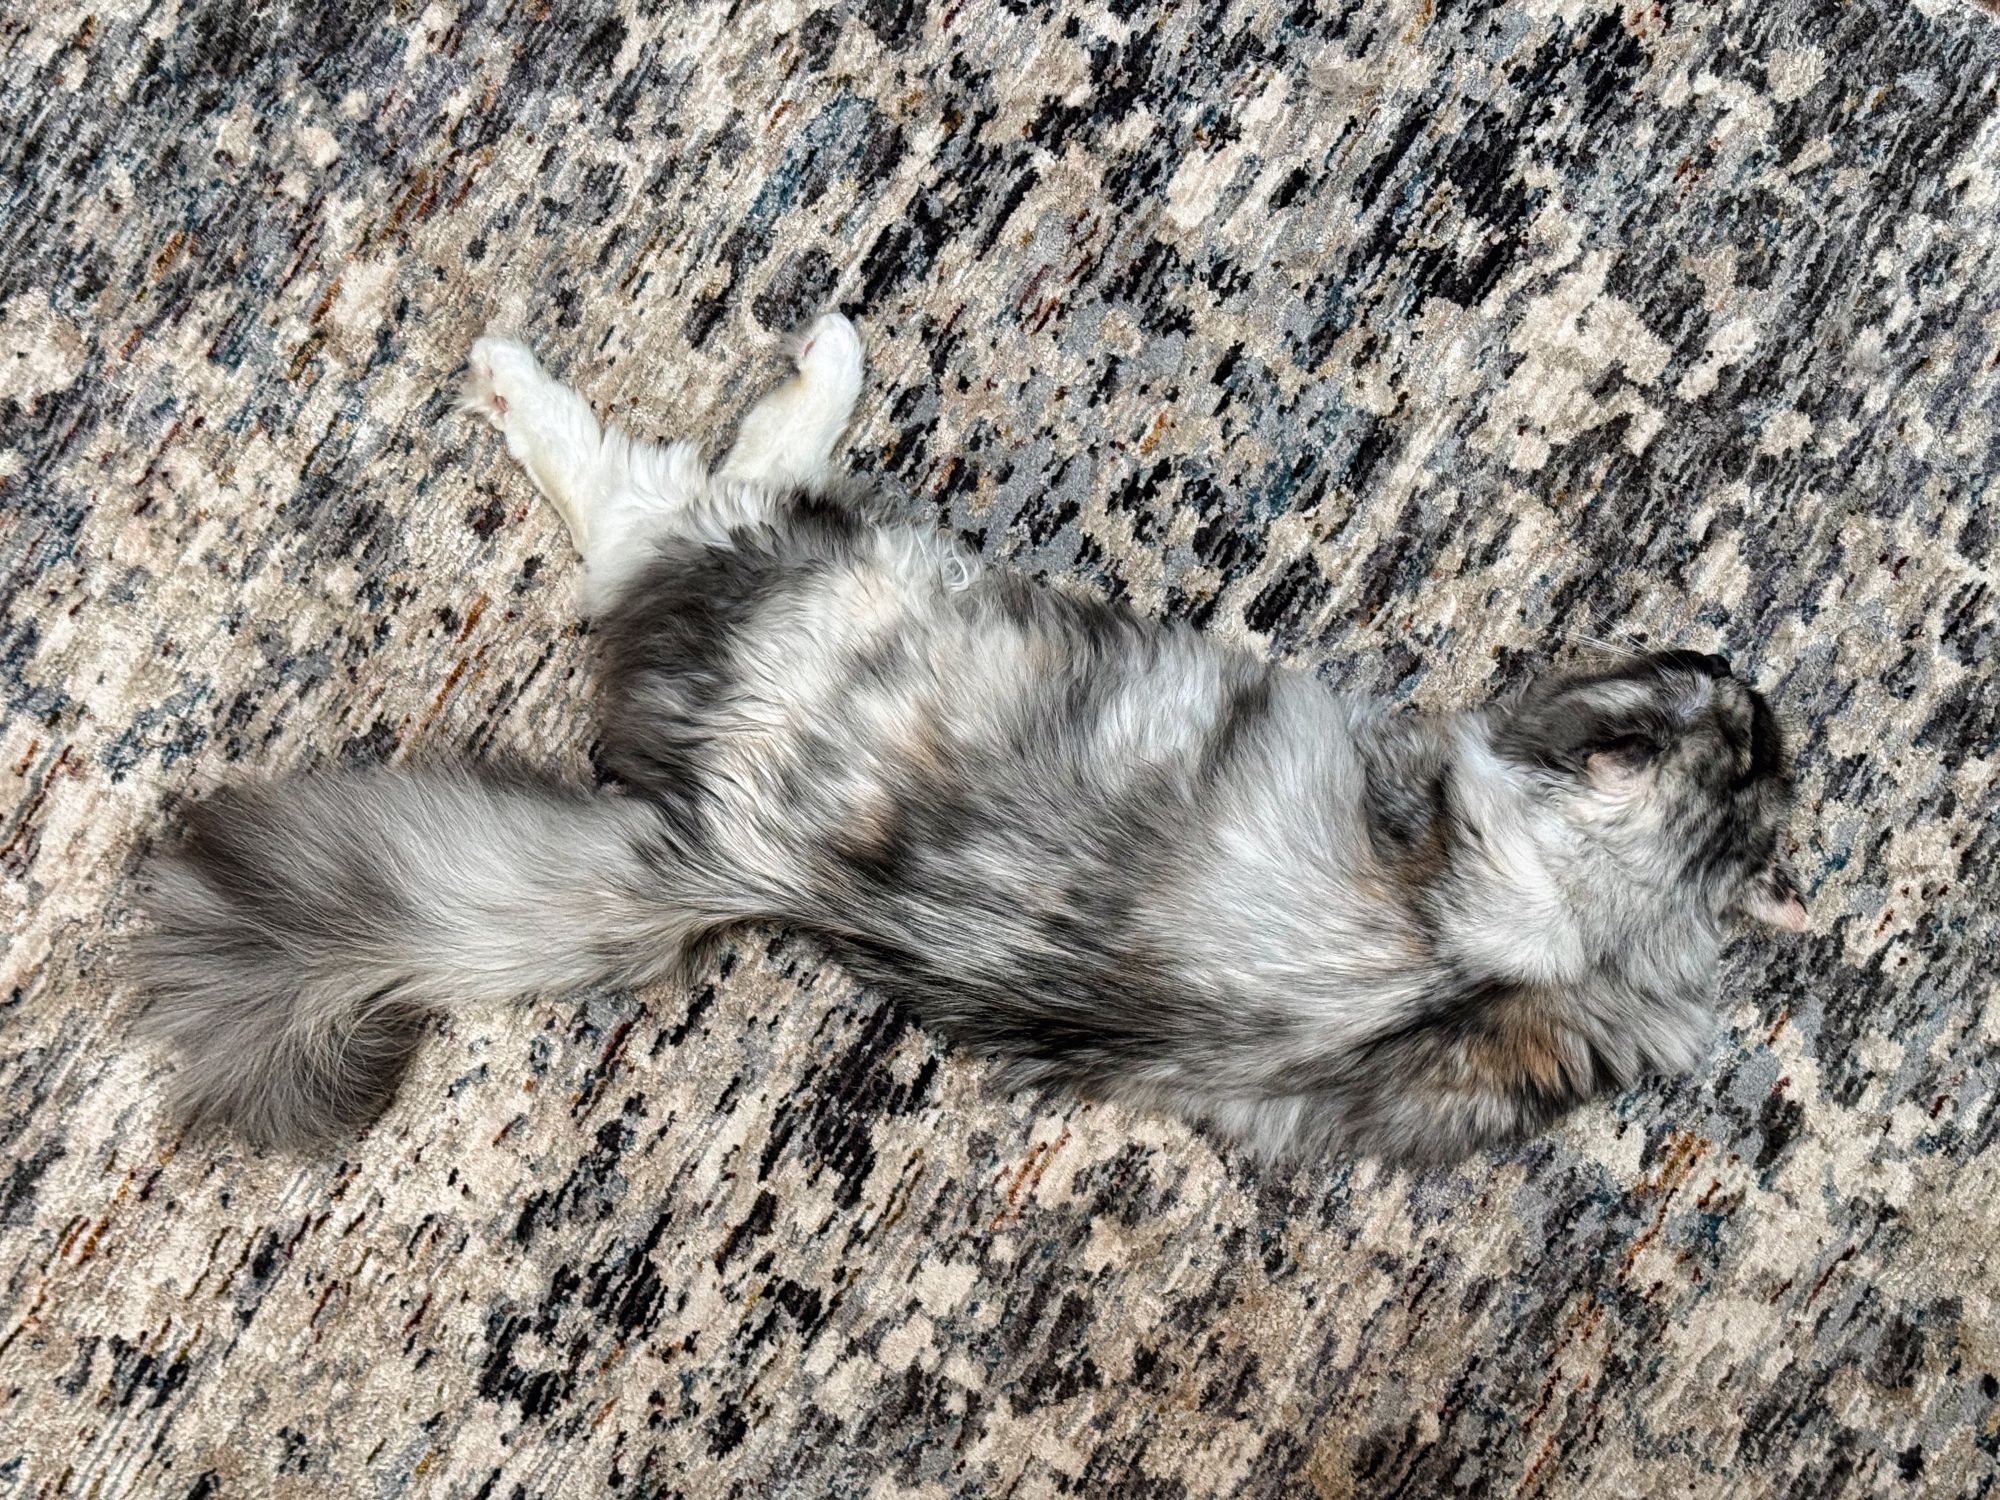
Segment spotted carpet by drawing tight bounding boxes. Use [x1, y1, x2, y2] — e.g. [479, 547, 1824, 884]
[3, 0, 1998, 1495]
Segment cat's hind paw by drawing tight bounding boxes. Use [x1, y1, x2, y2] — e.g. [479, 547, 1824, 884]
[790, 312, 865, 410]
[458, 334, 547, 431]
[454, 332, 606, 552]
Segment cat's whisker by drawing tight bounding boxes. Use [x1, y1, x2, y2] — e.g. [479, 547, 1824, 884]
[1584, 606, 1653, 658]
[1561, 629, 1641, 660]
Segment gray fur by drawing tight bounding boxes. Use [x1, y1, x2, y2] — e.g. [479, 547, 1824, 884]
[132, 770, 735, 1146]
[131, 320, 1804, 1161]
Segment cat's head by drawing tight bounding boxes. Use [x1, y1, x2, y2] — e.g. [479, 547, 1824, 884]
[1493, 650, 1807, 933]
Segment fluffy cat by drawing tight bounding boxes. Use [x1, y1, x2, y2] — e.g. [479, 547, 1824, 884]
[131, 314, 1807, 1162]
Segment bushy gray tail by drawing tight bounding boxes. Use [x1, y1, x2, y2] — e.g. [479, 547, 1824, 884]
[130, 768, 712, 1148]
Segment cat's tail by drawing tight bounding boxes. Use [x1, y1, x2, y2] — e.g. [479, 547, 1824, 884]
[129, 767, 724, 1148]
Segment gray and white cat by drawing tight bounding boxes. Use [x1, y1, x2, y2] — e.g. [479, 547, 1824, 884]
[132, 314, 1808, 1163]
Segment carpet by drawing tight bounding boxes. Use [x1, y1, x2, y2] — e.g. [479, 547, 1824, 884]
[3, 0, 1998, 1494]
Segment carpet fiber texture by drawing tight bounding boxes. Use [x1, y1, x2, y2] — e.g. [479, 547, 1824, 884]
[4, 0, 1999, 1494]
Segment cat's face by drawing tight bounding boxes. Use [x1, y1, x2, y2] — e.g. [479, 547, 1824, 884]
[1494, 650, 1807, 932]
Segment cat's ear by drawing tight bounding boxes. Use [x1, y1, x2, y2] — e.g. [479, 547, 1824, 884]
[1583, 734, 1656, 793]
[1741, 860, 1808, 933]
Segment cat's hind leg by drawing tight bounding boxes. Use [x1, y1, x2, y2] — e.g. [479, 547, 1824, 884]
[460, 334, 707, 612]
[717, 313, 866, 489]
[460, 335, 611, 549]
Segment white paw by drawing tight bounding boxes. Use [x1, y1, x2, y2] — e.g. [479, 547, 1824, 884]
[792, 313, 865, 403]
[458, 334, 547, 431]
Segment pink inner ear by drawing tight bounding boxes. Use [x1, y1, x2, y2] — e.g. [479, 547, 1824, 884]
[1584, 751, 1648, 792]
[1749, 887, 1809, 933]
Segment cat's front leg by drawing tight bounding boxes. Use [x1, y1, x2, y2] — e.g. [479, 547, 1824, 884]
[717, 312, 866, 488]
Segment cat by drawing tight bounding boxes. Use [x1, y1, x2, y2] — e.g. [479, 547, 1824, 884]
[130, 313, 1808, 1163]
